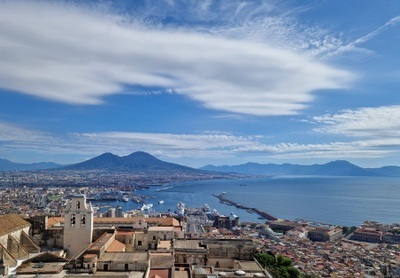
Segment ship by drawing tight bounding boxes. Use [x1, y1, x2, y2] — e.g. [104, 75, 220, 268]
[140, 203, 153, 211]
[203, 204, 211, 213]
[176, 202, 185, 216]
[121, 196, 129, 202]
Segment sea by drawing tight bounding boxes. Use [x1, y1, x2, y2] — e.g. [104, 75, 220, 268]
[93, 176, 400, 227]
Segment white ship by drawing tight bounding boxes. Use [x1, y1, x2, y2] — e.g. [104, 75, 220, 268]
[121, 196, 129, 202]
[203, 203, 211, 213]
[176, 202, 185, 216]
[140, 203, 153, 211]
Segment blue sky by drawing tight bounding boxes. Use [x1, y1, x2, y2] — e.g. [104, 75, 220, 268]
[1, 0, 400, 167]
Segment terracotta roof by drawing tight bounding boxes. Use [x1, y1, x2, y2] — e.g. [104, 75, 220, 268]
[116, 230, 135, 236]
[146, 217, 180, 226]
[83, 253, 97, 260]
[0, 214, 30, 236]
[47, 217, 63, 228]
[106, 239, 126, 252]
[94, 217, 140, 224]
[149, 269, 170, 278]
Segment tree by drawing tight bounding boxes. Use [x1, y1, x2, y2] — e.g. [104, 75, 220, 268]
[255, 253, 301, 278]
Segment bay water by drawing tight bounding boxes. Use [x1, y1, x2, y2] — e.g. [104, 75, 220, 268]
[96, 176, 400, 227]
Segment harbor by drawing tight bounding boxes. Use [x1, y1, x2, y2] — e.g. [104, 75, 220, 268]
[213, 192, 278, 221]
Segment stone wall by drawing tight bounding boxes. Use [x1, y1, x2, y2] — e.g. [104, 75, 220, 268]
[205, 239, 255, 260]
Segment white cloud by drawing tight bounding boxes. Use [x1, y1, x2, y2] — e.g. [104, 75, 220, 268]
[0, 122, 52, 143]
[0, 0, 354, 116]
[313, 106, 400, 138]
[325, 15, 400, 57]
[2, 121, 400, 166]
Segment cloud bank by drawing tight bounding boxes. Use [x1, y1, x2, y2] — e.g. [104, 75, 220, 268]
[2, 114, 400, 166]
[0, 0, 353, 116]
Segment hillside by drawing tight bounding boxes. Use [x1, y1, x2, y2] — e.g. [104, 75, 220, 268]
[200, 160, 400, 176]
[61, 151, 203, 173]
[0, 158, 62, 171]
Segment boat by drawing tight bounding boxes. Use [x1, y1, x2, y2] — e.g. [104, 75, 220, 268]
[203, 204, 211, 213]
[176, 202, 185, 216]
[140, 203, 153, 211]
[121, 196, 129, 202]
[158, 200, 164, 204]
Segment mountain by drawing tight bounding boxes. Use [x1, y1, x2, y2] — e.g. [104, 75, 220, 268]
[0, 158, 62, 171]
[200, 160, 400, 176]
[62, 151, 203, 173]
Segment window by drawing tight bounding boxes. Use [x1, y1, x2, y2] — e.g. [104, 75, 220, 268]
[81, 214, 86, 225]
[138, 241, 142, 246]
[76, 201, 81, 210]
[153, 236, 156, 240]
[71, 213, 76, 227]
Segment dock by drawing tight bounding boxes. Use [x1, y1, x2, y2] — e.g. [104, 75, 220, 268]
[213, 192, 278, 221]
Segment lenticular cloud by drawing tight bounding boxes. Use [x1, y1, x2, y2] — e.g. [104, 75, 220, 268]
[0, 0, 354, 116]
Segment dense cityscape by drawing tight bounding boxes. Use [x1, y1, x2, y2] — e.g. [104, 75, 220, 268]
[0, 169, 399, 278]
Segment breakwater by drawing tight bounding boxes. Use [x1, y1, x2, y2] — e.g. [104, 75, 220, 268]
[213, 192, 278, 221]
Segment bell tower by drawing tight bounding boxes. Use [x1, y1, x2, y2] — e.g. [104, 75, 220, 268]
[63, 194, 93, 258]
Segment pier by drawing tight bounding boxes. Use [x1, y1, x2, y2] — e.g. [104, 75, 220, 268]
[213, 192, 278, 221]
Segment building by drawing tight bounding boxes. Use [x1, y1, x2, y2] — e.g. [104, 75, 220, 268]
[63, 194, 94, 258]
[116, 206, 123, 217]
[307, 227, 342, 242]
[268, 220, 304, 232]
[214, 215, 239, 229]
[352, 228, 383, 243]
[0, 214, 40, 275]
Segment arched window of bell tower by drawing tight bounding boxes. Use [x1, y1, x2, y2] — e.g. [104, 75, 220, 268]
[71, 213, 76, 227]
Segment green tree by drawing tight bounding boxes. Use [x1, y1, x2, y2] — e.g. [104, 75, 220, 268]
[256, 253, 301, 278]
[255, 253, 276, 268]
[276, 254, 293, 267]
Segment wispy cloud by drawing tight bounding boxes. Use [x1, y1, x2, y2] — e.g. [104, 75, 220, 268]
[0, 0, 353, 116]
[325, 15, 400, 57]
[2, 120, 400, 165]
[313, 106, 400, 138]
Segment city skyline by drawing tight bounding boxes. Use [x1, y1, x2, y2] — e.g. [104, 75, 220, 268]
[1, 0, 400, 167]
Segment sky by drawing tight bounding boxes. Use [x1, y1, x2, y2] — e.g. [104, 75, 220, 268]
[1, 0, 400, 168]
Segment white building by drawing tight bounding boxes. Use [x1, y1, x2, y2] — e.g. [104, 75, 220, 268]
[63, 194, 94, 259]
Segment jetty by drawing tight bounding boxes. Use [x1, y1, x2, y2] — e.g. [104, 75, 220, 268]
[212, 192, 278, 221]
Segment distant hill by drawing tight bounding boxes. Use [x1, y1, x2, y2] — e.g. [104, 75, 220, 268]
[200, 160, 400, 177]
[61, 151, 204, 173]
[0, 158, 62, 171]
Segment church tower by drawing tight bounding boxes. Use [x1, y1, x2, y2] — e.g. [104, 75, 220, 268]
[63, 194, 93, 259]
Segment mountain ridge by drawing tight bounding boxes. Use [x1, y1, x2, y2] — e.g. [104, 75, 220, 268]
[60, 151, 202, 173]
[0, 158, 62, 171]
[200, 160, 400, 177]
[2, 153, 400, 176]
